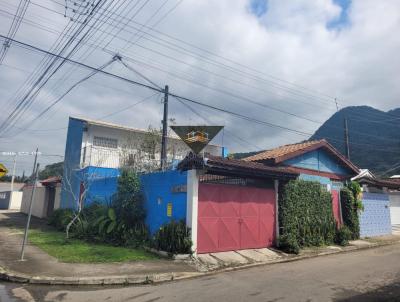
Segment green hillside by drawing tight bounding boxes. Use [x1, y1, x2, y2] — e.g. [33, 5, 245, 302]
[311, 106, 400, 176]
[233, 106, 400, 176]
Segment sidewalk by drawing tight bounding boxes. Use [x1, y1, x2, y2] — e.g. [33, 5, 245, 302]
[1, 210, 400, 285]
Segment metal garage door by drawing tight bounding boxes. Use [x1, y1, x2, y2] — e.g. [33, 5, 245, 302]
[197, 183, 276, 254]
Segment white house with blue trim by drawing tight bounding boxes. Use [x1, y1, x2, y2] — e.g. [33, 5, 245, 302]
[60, 116, 222, 209]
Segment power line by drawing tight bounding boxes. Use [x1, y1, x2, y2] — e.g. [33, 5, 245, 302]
[12, 58, 116, 134]
[119, 57, 400, 143]
[2, 35, 400, 154]
[20, 0, 341, 108]
[0, 0, 31, 64]
[0, 0, 109, 135]
[26, 0, 136, 130]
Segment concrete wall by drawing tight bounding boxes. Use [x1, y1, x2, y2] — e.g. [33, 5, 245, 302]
[9, 191, 22, 210]
[141, 170, 188, 235]
[389, 192, 400, 225]
[0, 191, 23, 210]
[284, 149, 351, 175]
[359, 192, 392, 237]
[82, 166, 120, 206]
[21, 186, 47, 218]
[54, 187, 61, 210]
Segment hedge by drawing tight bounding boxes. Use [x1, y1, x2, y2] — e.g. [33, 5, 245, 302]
[279, 180, 336, 252]
[340, 186, 360, 240]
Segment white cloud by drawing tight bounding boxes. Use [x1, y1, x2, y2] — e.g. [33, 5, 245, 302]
[0, 0, 399, 174]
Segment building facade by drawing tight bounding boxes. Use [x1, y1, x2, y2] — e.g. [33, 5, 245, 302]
[61, 117, 222, 208]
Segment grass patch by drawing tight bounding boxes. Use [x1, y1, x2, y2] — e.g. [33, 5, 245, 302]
[27, 229, 157, 263]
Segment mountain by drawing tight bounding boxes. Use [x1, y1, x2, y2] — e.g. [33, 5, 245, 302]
[311, 106, 400, 176]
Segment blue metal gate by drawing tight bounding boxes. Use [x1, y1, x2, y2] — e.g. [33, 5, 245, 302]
[359, 192, 392, 237]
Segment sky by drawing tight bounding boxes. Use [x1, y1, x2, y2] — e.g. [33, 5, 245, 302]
[0, 0, 399, 175]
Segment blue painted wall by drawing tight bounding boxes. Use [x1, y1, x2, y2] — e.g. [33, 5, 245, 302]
[359, 192, 392, 237]
[284, 149, 350, 175]
[80, 166, 120, 206]
[299, 174, 331, 185]
[141, 170, 188, 235]
[61, 118, 84, 208]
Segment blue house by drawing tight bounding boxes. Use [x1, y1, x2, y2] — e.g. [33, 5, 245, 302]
[244, 139, 360, 225]
[244, 139, 359, 185]
[60, 116, 222, 233]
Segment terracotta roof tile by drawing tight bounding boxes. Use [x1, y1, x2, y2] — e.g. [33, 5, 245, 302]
[243, 139, 359, 175]
[178, 154, 298, 179]
[244, 139, 325, 162]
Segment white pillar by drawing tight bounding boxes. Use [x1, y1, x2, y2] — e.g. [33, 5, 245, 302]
[274, 179, 279, 239]
[186, 169, 199, 254]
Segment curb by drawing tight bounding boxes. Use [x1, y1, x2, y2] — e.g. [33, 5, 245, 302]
[0, 266, 204, 285]
[1, 240, 399, 286]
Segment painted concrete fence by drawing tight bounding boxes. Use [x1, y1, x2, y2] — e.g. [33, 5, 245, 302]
[359, 192, 392, 237]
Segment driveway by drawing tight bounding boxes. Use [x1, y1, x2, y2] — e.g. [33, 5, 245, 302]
[2, 243, 400, 301]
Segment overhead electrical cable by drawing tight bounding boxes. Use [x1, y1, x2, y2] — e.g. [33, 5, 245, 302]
[2, 35, 400, 154]
[0, 0, 31, 64]
[24, 0, 339, 107]
[0, 0, 93, 128]
[0, 0, 109, 135]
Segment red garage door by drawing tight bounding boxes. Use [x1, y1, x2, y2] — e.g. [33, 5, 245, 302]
[197, 183, 276, 254]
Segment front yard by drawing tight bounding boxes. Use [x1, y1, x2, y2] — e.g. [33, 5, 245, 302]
[27, 229, 158, 263]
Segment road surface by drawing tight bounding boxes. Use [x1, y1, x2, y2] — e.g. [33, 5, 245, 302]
[2, 243, 400, 302]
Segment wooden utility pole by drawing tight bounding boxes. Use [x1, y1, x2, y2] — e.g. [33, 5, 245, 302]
[161, 85, 169, 170]
[344, 118, 350, 160]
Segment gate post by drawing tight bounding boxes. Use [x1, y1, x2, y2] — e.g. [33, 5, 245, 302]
[186, 169, 199, 253]
[274, 179, 279, 240]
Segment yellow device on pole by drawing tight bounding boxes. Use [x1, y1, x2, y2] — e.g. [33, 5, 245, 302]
[0, 163, 8, 177]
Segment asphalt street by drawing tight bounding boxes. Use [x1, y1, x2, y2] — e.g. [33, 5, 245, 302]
[1, 243, 400, 302]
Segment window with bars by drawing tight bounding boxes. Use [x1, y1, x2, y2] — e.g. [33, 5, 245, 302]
[93, 136, 118, 149]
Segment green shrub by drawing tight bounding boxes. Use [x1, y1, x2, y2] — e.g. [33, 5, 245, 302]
[153, 220, 192, 255]
[52, 170, 149, 247]
[340, 187, 360, 240]
[335, 225, 352, 246]
[48, 208, 74, 231]
[111, 169, 147, 245]
[277, 233, 300, 254]
[279, 180, 336, 252]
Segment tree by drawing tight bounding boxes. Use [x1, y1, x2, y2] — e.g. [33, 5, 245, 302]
[62, 155, 106, 238]
[39, 162, 64, 180]
[112, 169, 146, 231]
[120, 125, 162, 172]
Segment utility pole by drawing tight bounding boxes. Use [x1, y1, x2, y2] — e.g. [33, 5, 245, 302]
[10, 154, 17, 192]
[161, 85, 169, 170]
[20, 148, 39, 261]
[344, 118, 350, 160]
[334, 98, 339, 112]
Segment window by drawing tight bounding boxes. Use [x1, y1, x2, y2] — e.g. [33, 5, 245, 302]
[93, 136, 118, 149]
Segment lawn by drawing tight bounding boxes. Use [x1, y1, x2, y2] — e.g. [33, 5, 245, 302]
[27, 229, 158, 263]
